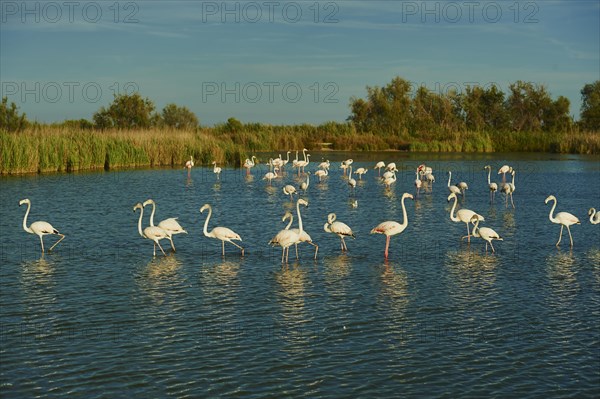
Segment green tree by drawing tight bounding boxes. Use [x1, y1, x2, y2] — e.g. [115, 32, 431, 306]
[0, 97, 28, 132]
[505, 81, 552, 132]
[225, 117, 243, 133]
[93, 93, 155, 129]
[580, 81, 600, 130]
[161, 103, 199, 130]
[461, 85, 508, 131]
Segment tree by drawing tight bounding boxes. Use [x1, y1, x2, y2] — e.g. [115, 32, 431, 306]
[93, 93, 155, 129]
[161, 104, 199, 130]
[505, 81, 552, 132]
[0, 97, 28, 132]
[580, 81, 600, 131]
[225, 117, 243, 133]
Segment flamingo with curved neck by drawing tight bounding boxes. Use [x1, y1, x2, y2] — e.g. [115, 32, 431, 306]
[447, 192, 485, 242]
[371, 193, 414, 259]
[545, 195, 580, 247]
[133, 202, 167, 257]
[19, 198, 65, 253]
[200, 204, 244, 256]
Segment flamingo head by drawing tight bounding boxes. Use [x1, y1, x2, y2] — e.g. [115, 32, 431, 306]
[470, 214, 481, 225]
[19, 198, 30, 206]
[544, 195, 556, 204]
[200, 203, 211, 213]
[484, 165, 490, 170]
[282, 212, 293, 222]
[589, 208, 596, 216]
[133, 203, 143, 212]
[298, 198, 309, 208]
[447, 193, 457, 202]
[403, 193, 415, 201]
[327, 213, 336, 224]
[142, 199, 155, 207]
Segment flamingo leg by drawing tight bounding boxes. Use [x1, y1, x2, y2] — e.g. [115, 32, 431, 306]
[567, 225, 574, 247]
[556, 225, 564, 246]
[156, 241, 167, 256]
[49, 233, 65, 252]
[168, 237, 176, 252]
[39, 235, 45, 253]
[228, 241, 245, 256]
[222, 240, 225, 256]
[307, 242, 318, 259]
[281, 247, 285, 263]
[490, 241, 495, 253]
[510, 193, 515, 209]
[153, 242, 156, 257]
[295, 243, 299, 260]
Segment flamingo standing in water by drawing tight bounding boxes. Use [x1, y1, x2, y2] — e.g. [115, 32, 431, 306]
[470, 215, 503, 253]
[185, 156, 194, 176]
[498, 165, 512, 183]
[19, 198, 65, 253]
[315, 168, 328, 182]
[212, 161, 222, 180]
[383, 172, 396, 189]
[355, 167, 368, 180]
[414, 171, 422, 197]
[501, 170, 516, 208]
[269, 199, 308, 262]
[371, 193, 414, 259]
[143, 199, 187, 251]
[324, 213, 355, 252]
[243, 156, 257, 175]
[318, 160, 330, 170]
[283, 184, 297, 201]
[263, 167, 279, 185]
[348, 166, 357, 193]
[447, 192, 485, 242]
[484, 165, 498, 204]
[300, 172, 310, 193]
[133, 202, 168, 257]
[374, 161, 386, 176]
[589, 208, 600, 224]
[200, 204, 244, 256]
[544, 195, 580, 247]
[447, 171, 461, 196]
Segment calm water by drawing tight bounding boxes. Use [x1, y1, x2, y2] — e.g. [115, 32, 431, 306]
[1, 152, 599, 398]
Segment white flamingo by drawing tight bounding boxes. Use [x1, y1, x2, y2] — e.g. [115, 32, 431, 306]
[200, 204, 244, 256]
[324, 213, 355, 252]
[355, 167, 368, 180]
[386, 162, 398, 172]
[315, 168, 328, 182]
[417, 164, 433, 180]
[374, 161, 386, 176]
[545, 195, 580, 247]
[383, 172, 397, 189]
[269, 199, 308, 262]
[212, 161, 222, 180]
[498, 165, 512, 183]
[282, 151, 291, 170]
[296, 148, 309, 175]
[300, 172, 310, 192]
[143, 199, 187, 251]
[447, 171, 461, 195]
[263, 167, 279, 185]
[19, 198, 65, 253]
[471, 215, 503, 253]
[484, 165, 498, 203]
[370, 193, 414, 259]
[283, 184, 297, 200]
[447, 192, 485, 242]
[348, 166, 357, 192]
[133, 202, 167, 257]
[243, 155, 257, 175]
[589, 208, 600, 224]
[501, 170, 516, 208]
[184, 156, 194, 176]
[414, 171, 422, 197]
[458, 181, 468, 196]
[318, 160, 330, 170]
[287, 210, 319, 260]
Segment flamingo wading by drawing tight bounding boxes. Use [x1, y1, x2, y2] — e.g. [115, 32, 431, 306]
[200, 204, 244, 256]
[133, 202, 168, 257]
[143, 199, 187, 251]
[19, 198, 65, 253]
[324, 213, 355, 252]
[470, 215, 503, 253]
[544, 195, 580, 247]
[447, 192, 485, 242]
[371, 193, 414, 259]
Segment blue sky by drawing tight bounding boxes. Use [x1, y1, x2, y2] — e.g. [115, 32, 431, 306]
[1, 0, 598, 125]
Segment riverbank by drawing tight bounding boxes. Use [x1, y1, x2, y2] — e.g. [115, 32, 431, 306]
[1, 126, 598, 174]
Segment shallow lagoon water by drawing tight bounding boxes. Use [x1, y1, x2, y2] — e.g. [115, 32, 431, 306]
[1, 152, 599, 397]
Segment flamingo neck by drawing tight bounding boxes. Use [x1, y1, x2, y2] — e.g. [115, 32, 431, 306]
[548, 198, 558, 223]
[302, 149, 307, 162]
[472, 218, 480, 237]
[149, 202, 156, 226]
[400, 196, 409, 228]
[486, 168, 491, 184]
[136, 207, 145, 238]
[203, 206, 213, 237]
[296, 201, 304, 235]
[286, 152, 290, 162]
[511, 172, 515, 186]
[306, 174, 309, 184]
[22, 201, 33, 234]
[449, 196, 459, 222]
[447, 172, 452, 187]
[285, 214, 294, 230]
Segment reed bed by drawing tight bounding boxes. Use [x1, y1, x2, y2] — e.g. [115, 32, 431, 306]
[1, 126, 598, 174]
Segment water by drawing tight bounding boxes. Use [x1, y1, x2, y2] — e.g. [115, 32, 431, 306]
[1, 152, 599, 397]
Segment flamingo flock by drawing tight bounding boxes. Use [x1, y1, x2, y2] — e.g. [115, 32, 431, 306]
[18, 155, 597, 259]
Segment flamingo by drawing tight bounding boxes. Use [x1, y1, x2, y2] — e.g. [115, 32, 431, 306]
[19, 198, 65, 253]
[414, 171, 422, 197]
[133, 202, 167, 257]
[374, 161, 386, 176]
[318, 160, 330, 170]
[383, 172, 396, 189]
[501, 170, 516, 208]
[382, 170, 395, 180]
[288, 210, 318, 260]
[324, 213, 355, 252]
[425, 173, 435, 185]
[498, 165, 512, 183]
[340, 162, 349, 175]
[282, 151, 291, 170]
[484, 165, 498, 203]
[200, 204, 244, 256]
[212, 161, 222, 180]
[263, 167, 279, 185]
[458, 181, 469, 196]
[243, 155, 257, 175]
[269, 199, 308, 262]
[355, 167, 368, 180]
[371, 193, 414, 259]
[545, 195, 580, 247]
[283, 184, 297, 200]
[417, 164, 432, 180]
[300, 172, 310, 192]
[184, 156, 194, 176]
[447, 171, 461, 195]
[470, 215, 503, 253]
[386, 162, 398, 172]
[447, 192, 485, 242]
[351, 200, 358, 208]
[589, 208, 600, 224]
[143, 199, 187, 251]
[348, 166, 357, 193]
[296, 148, 309, 175]
[315, 168, 328, 182]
